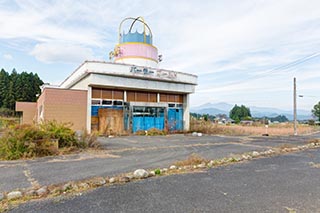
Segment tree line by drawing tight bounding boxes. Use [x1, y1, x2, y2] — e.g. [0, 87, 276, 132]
[0, 68, 43, 110]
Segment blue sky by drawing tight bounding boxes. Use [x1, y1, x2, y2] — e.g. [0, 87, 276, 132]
[0, 0, 319, 111]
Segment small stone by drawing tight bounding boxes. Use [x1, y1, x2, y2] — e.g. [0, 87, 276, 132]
[133, 169, 149, 179]
[0, 193, 4, 201]
[7, 191, 22, 200]
[170, 165, 177, 170]
[149, 171, 156, 176]
[79, 183, 89, 189]
[197, 133, 203, 137]
[25, 190, 36, 197]
[161, 168, 168, 173]
[92, 177, 106, 186]
[36, 186, 48, 196]
[109, 177, 116, 183]
[192, 132, 198, 136]
[207, 160, 214, 167]
[197, 163, 206, 168]
[193, 165, 197, 169]
[119, 177, 130, 183]
[252, 151, 259, 157]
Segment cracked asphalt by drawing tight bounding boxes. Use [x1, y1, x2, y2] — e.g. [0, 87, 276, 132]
[1, 133, 320, 195]
[11, 144, 320, 212]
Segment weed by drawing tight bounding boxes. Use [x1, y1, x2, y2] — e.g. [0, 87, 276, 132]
[134, 128, 167, 136]
[0, 121, 87, 160]
[154, 169, 161, 175]
[175, 153, 208, 167]
[78, 131, 100, 148]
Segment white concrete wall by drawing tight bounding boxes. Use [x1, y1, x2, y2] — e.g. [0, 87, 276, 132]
[71, 73, 195, 94]
[183, 94, 190, 131]
[60, 61, 197, 89]
[86, 86, 92, 133]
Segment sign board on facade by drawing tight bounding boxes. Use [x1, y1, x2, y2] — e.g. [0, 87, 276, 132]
[130, 66, 177, 80]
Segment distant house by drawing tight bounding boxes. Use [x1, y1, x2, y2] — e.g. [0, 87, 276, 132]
[214, 115, 235, 124]
[240, 120, 253, 125]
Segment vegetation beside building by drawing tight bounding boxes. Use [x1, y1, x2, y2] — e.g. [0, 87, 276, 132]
[0, 121, 98, 160]
[0, 68, 43, 110]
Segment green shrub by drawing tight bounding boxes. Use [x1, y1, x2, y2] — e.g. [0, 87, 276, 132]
[0, 121, 81, 160]
[39, 121, 78, 148]
[154, 169, 161, 175]
[0, 116, 19, 130]
[0, 124, 53, 160]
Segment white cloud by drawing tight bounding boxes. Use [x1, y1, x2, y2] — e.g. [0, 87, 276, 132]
[1, 0, 320, 110]
[3, 53, 13, 60]
[30, 43, 94, 63]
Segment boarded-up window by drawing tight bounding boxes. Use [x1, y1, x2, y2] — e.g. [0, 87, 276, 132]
[102, 89, 112, 99]
[127, 91, 135, 102]
[168, 94, 175, 102]
[149, 93, 157, 102]
[160, 94, 167, 102]
[136, 92, 148, 102]
[113, 90, 124, 100]
[92, 88, 101, 98]
[177, 95, 184, 103]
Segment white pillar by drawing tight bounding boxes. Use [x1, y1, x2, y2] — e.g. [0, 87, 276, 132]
[157, 93, 160, 103]
[183, 94, 190, 131]
[87, 86, 92, 134]
[124, 90, 127, 102]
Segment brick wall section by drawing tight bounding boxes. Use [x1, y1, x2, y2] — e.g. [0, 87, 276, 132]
[16, 102, 37, 124]
[40, 88, 87, 131]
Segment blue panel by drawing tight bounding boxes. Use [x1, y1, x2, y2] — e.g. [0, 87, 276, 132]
[155, 117, 165, 130]
[176, 109, 183, 131]
[168, 109, 176, 131]
[168, 108, 183, 131]
[143, 117, 153, 130]
[133, 117, 144, 132]
[91, 106, 100, 116]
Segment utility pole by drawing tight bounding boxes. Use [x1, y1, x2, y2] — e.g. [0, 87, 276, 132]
[293, 77, 297, 135]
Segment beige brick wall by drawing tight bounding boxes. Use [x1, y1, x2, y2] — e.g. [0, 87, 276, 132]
[40, 88, 87, 131]
[16, 102, 37, 125]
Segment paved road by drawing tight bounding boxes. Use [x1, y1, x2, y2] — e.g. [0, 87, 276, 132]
[0, 133, 319, 194]
[11, 147, 320, 212]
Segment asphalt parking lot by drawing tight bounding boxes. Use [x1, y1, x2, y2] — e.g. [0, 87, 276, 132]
[0, 133, 319, 194]
[11, 146, 320, 213]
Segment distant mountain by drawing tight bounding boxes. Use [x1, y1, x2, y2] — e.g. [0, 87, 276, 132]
[191, 102, 313, 121]
[196, 107, 228, 116]
[192, 102, 233, 111]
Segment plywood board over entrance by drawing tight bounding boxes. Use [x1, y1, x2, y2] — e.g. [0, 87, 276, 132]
[98, 108, 124, 135]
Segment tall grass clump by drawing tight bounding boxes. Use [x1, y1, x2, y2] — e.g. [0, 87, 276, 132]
[0, 121, 92, 160]
[39, 121, 78, 148]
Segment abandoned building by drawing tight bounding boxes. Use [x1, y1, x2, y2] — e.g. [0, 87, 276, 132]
[16, 17, 198, 134]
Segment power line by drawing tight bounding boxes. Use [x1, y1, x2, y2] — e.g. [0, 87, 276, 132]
[206, 52, 320, 89]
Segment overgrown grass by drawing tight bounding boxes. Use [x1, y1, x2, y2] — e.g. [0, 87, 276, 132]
[135, 128, 167, 136]
[0, 121, 99, 160]
[174, 153, 208, 167]
[190, 120, 318, 136]
[0, 116, 19, 132]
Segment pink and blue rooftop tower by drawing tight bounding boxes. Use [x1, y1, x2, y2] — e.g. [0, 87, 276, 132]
[110, 17, 159, 68]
